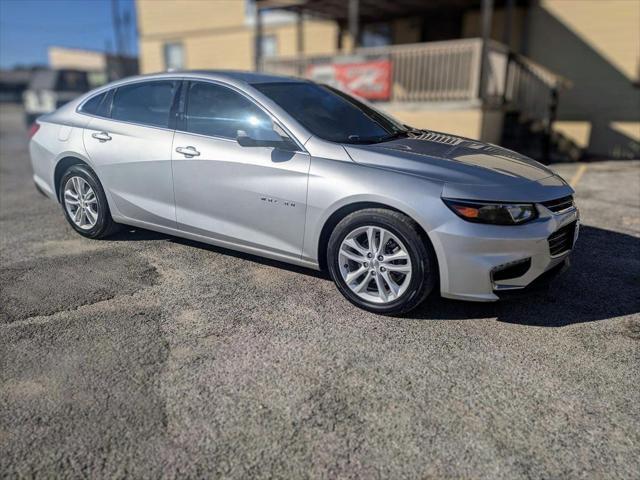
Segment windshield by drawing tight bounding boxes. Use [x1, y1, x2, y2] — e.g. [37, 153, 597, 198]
[254, 82, 408, 144]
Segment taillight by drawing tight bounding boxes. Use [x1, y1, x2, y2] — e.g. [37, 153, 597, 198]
[28, 122, 40, 139]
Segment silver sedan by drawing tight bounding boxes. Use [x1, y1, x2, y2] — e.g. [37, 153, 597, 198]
[28, 71, 579, 314]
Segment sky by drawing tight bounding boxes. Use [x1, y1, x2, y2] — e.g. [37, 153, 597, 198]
[0, 0, 137, 69]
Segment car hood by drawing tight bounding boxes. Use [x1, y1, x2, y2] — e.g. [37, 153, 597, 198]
[343, 130, 572, 202]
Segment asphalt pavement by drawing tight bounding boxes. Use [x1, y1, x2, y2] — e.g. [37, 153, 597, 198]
[1, 103, 639, 479]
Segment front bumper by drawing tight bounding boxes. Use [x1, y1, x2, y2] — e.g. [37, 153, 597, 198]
[431, 204, 579, 302]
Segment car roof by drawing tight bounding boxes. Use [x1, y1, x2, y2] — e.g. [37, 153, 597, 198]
[178, 70, 303, 84]
[120, 70, 306, 86]
[83, 70, 308, 98]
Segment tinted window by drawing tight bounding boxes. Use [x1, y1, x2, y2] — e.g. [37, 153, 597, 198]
[79, 92, 106, 115]
[28, 70, 89, 92]
[56, 70, 89, 92]
[255, 82, 404, 144]
[111, 81, 178, 128]
[185, 81, 271, 139]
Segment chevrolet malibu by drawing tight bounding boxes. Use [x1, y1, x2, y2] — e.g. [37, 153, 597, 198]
[28, 71, 579, 314]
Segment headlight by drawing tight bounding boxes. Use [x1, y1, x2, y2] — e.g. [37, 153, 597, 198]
[442, 198, 538, 225]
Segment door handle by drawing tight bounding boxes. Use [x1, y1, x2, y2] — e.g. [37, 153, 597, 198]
[176, 146, 201, 157]
[91, 131, 112, 142]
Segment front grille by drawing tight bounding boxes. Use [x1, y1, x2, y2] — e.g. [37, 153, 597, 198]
[542, 195, 574, 213]
[548, 221, 577, 256]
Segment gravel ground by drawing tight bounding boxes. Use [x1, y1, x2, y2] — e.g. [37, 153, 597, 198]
[1, 103, 639, 479]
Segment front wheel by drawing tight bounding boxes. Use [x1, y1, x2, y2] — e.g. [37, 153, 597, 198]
[327, 208, 437, 315]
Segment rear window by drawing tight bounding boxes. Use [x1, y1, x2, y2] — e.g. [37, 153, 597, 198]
[79, 92, 107, 115]
[111, 81, 178, 128]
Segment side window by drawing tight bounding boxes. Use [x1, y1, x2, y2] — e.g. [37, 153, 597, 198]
[79, 92, 106, 115]
[185, 81, 272, 139]
[111, 81, 178, 128]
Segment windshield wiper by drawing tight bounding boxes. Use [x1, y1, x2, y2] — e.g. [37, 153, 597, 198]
[346, 130, 410, 144]
[346, 134, 381, 144]
[372, 131, 411, 143]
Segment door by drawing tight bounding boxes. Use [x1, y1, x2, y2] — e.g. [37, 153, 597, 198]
[83, 80, 179, 228]
[171, 81, 310, 258]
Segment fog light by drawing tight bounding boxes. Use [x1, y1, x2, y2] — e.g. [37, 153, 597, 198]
[491, 258, 532, 282]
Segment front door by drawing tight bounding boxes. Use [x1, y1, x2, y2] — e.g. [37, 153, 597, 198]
[171, 81, 310, 258]
[83, 79, 179, 229]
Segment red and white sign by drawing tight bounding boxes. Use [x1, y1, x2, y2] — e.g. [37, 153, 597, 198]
[307, 59, 392, 101]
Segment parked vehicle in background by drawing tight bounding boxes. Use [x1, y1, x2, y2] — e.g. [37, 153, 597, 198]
[23, 69, 91, 126]
[28, 71, 580, 314]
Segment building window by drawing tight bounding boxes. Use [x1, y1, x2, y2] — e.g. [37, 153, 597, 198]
[164, 42, 184, 70]
[261, 35, 278, 58]
[362, 24, 392, 48]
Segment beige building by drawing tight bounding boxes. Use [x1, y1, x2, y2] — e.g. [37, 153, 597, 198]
[48, 46, 139, 86]
[525, 1, 639, 159]
[137, 0, 639, 160]
[137, 1, 340, 72]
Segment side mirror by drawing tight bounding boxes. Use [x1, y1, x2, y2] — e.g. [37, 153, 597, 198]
[236, 130, 257, 147]
[236, 123, 283, 148]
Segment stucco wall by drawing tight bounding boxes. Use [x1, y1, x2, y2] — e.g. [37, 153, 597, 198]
[526, 0, 640, 158]
[48, 47, 106, 71]
[382, 106, 502, 143]
[137, 0, 338, 73]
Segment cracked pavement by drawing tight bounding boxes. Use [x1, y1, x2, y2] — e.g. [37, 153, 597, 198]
[1, 104, 639, 478]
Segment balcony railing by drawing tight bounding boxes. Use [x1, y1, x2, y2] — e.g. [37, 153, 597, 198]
[261, 38, 566, 125]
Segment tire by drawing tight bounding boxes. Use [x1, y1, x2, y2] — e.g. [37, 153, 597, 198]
[59, 164, 121, 239]
[327, 208, 437, 315]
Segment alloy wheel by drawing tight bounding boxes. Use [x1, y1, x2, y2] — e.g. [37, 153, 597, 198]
[338, 226, 412, 304]
[63, 176, 98, 230]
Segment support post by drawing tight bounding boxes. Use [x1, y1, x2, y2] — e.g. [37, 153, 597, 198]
[543, 87, 558, 164]
[254, 6, 263, 72]
[296, 9, 304, 75]
[503, 0, 514, 47]
[479, 0, 494, 101]
[296, 10, 304, 55]
[502, 0, 515, 106]
[348, 0, 359, 52]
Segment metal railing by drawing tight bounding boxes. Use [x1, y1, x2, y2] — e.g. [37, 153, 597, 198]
[362, 39, 483, 102]
[262, 38, 484, 103]
[504, 53, 564, 124]
[261, 38, 565, 124]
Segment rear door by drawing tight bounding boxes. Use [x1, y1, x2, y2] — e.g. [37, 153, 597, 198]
[82, 79, 179, 229]
[171, 80, 310, 258]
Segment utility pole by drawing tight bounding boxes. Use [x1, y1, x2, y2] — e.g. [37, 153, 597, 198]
[122, 8, 132, 57]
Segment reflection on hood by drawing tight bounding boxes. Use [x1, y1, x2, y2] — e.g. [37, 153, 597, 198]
[344, 129, 556, 185]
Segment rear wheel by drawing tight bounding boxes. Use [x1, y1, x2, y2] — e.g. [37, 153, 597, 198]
[59, 164, 120, 239]
[327, 208, 437, 315]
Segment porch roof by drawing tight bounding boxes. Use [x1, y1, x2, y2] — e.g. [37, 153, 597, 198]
[256, 0, 526, 23]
